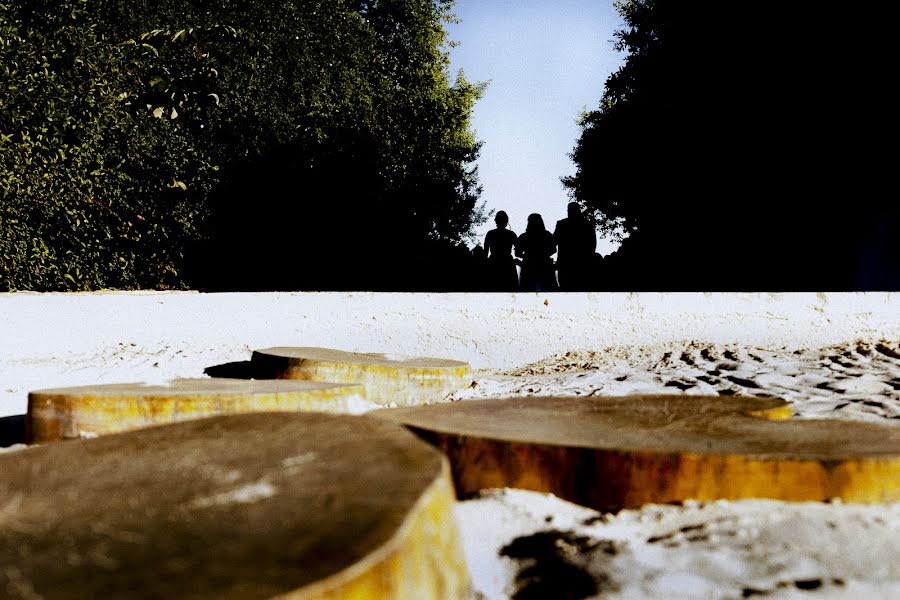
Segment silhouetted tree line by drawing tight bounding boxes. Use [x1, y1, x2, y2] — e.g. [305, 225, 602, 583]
[6, 1, 895, 291]
[565, 1, 897, 290]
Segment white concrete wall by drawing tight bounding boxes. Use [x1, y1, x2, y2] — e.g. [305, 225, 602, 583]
[1, 292, 897, 417]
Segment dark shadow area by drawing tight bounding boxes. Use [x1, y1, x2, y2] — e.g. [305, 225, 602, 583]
[181, 4, 897, 292]
[499, 530, 619, 600]
[184, 133, 485, 292]
[203, 361, 255, 380]
[564, 3, 897, 291]
[0, 414, 26, 447]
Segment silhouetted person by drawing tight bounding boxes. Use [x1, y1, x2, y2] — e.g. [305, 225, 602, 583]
[554, 202, 597, 291]
[516, 213, 557, 292]
[483, 211, 519, 291]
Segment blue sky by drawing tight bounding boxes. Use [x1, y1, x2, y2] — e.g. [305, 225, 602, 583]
[446, 0, 624, 253]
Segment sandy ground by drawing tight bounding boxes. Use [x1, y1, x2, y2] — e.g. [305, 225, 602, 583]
[2, 291, 897, 418]
[3, 338, 897, 598]
[454, 339, 900, 422]
[445, 339, 899, 599]
[456, 490, 900, 600]
[1, 293, 897, 598]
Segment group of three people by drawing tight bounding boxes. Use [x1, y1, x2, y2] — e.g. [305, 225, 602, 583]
[483, 202, 597, 292]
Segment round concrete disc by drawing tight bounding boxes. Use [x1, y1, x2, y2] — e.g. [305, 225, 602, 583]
[0, 412, 469, 599]
[378, 395, 900, 510]
[251, 347, 472, 406]
[27, 378, 367, 442]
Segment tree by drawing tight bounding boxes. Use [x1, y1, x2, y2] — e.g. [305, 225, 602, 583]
[1, 0, 486, 291]
[112, 0, 487, 291]
[564, 1, 895, 290]
[0, 0, 215, 290]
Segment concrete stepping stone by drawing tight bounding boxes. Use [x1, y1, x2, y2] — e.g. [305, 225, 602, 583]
[378, 395, 900, 511]
[0, 412, 469, 599]
[27, 378, 367, 442]
[251, 347, 472, 407]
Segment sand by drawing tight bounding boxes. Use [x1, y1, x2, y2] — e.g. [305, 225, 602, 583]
[0, 292, 897, 598]
[456, 489, 900, 599]
[453, 339, 900, 423]
[447, 339, 899, 598]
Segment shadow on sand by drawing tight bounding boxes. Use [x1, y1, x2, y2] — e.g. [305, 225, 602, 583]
[203, 361, 255, 380]
[0, 414, 26, 447]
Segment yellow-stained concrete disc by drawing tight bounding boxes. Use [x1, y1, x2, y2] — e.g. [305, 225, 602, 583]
[378, 395, 900, 510]
[27, 378, 367, 442]
[0, 412, 469, 599]
[251, 347, 472, 407]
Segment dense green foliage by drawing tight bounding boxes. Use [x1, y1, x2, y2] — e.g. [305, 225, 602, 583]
[564, 1, 894, 289]
[0, 0, 214, 289]
[1, 0, 485, 291]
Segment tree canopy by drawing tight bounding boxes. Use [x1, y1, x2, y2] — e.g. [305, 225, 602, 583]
[565, 1, 896, 290]
[1, 0, 485, 291]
